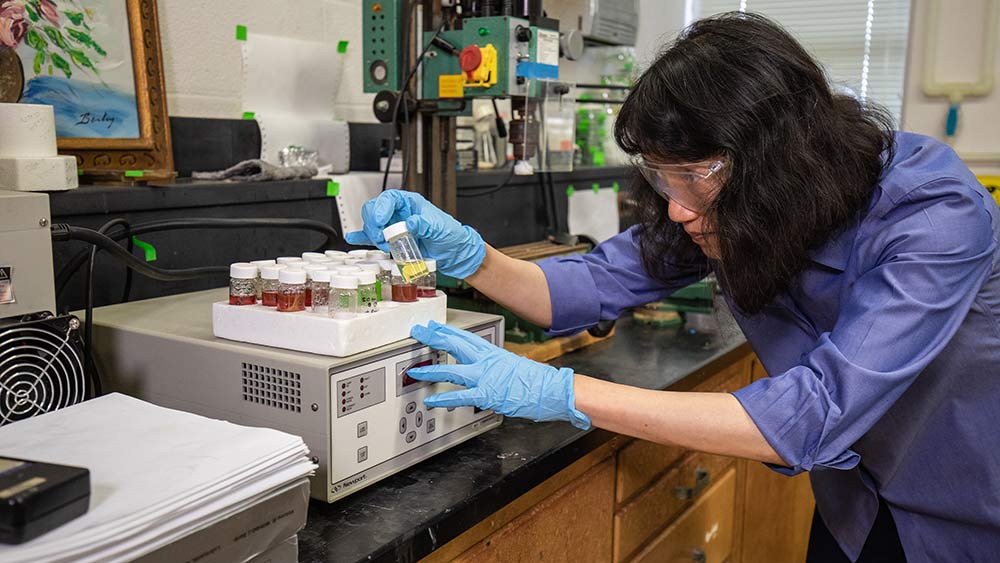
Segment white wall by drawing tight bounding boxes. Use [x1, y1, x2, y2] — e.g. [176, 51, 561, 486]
[901, 0, 1000, 174]
[158, 0, 375, 122]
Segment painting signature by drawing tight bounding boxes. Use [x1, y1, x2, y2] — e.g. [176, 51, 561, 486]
[75, 112, 117, 129]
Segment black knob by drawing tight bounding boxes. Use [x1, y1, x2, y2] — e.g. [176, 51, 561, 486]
[515, 25, 532, 42]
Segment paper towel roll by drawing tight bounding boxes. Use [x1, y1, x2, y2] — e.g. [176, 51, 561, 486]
[0, 103, 58, 158]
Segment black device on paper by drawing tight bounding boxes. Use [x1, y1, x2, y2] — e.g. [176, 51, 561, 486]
[0, 456, 90, 544]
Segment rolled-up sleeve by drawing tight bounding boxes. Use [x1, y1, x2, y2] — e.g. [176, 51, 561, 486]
[537, 226, 707, 335]
[733, 180, 998, 475]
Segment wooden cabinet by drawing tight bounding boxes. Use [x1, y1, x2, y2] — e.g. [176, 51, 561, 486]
[425, 351, 815, 563]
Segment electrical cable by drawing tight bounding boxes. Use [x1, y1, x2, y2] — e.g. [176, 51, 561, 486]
[382, 19, 449, 193]
[82, 219, 130, 386]
[55, 218, 339, 299]
[456, 165, 516, 198]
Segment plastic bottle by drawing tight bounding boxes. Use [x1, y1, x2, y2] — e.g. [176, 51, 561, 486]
[259, 264, 286, 307]
[276, 269, 307, 312]
[330, 275, 359, 319]
[418, 259, 437, 298]
[356, 271, 379, 313]
[229, 263, 257, 305]
[383, 221, 429, 283]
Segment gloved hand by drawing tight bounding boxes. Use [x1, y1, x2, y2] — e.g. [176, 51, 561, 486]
[344, 190, 486, 279]
[406, 321, 592, 430]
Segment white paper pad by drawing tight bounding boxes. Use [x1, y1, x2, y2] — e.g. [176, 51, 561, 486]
[324, 171, 402, 236]
[0, 394, 315, 563]
[567, 186, 620, 243]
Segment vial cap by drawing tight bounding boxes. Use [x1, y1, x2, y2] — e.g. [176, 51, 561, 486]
[382, 221, 410, 241]
[335, 265, 363, 274]
[425, 259, 437, 273]
[356, 261, 381, 273]
[343, 257, 364, 265]
[325, 250, 348, 259]
[279, 269, 307, 284]
[356, 271, 377, 285]
[311, 269, 333, 283]
[303, 264, 328, 279]
[347, 249, 370, 258]
[367, 250, 391, 261]
[302, 252, 328, 262]
[276, 256, 301, 264]
[230, 262, 257, 279]
[331, 275, 359, 289]
[377, 260, 395, 272]
[260, 264, 286, 279]
[390, 263, 402, 277]
[250, 259, 276, 268]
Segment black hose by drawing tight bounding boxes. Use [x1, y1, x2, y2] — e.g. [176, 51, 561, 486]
[83, 219, 131, 382]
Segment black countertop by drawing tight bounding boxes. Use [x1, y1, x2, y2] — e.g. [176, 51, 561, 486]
[299, 309, 749, 563]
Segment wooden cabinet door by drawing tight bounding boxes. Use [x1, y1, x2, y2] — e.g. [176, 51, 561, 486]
[452, 457, 616, 563]
[735, 358, 815, 563]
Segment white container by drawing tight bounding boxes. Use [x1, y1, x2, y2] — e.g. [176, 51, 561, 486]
[383, 221, 429, 283]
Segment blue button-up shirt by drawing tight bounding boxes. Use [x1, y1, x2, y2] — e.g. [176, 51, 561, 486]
[537, 132, 1000, 561]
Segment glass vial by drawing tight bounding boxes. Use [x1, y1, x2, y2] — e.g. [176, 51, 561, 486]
[347, 249, 370, 260]
[330, 275, 359, 319]
[277, 269, 307, 312]
[356, 262, 382, 300]
[303, 264, 328, 307]
[325, 250, 348, 260]
[302, 252, 327, 262]
[276, 256, 301, 265]
[310, 269, 332, 314]
[383, 221, 429, 283]
[249, 259, 276, 300]
[377, 260, 394, 301]
[260, 264, 286, 307]
[390, 263, 418, 302]
[367, 250, 391, 262]
[229, 263, 257, 305]
[357, 271, 379, 313]
[418, 259, 438, 298]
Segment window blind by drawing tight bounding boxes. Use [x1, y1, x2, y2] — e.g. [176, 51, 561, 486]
[692, 0, 912, 122]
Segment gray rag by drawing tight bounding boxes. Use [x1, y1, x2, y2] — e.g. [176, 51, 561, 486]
[191, 159, 318, 182]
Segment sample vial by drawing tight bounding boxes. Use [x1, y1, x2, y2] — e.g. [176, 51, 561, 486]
[383, 221, 429, 283]
[356, 262, 383, 300]
[303, 264, 329, 307]
[276, 256, 301, 265]
[324, 250, 348, 260]
[347, 249, 370, 259]
[310, 269, 332, 314]
[259, 264, 286, 307]
[330, 275, 359, 319]
[229, 263, 258, 305]
[390, 263, 418, 302]
[335, 265, 363, 275]
[343, 257, 365, 266]
[284, 259, 308, 269]
[249, 259, 276, 300]
[323, 260, 345, 269]
[276, 269, 307, 312]
[377, 260, 394, 301]
[356, 271, 379, 313]
[302, 252, 327, 262]
[367, 250, 391, 262]
[418, 259, 438, 298]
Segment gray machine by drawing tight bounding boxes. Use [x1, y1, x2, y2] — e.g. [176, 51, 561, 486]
[0, 191, 56, 319]
[90, 289, 504, 502]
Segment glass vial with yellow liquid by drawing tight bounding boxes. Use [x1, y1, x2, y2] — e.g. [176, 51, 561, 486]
[382, 221, 429, 283]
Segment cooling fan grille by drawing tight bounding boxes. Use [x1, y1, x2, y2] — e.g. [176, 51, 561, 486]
[0, 315, 87, 426]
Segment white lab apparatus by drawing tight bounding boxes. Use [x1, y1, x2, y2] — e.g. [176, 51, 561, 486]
[90, 288, 504, 502]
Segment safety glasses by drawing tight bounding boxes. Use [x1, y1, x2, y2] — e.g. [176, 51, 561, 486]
[632, 158, 726, 213]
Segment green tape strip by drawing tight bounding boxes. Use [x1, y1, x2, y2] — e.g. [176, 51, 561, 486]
[242, 111, 255, 120]
[132, 237, 157, 262]
[592, 182, 600, 193]
[327, 180, 340, 197]
[612, 181, 620, 193]
[124, 170, 144, 178]
[337, 40, 349, 53]
[235, 25, 247, 41]
[566, 184, 575, 197]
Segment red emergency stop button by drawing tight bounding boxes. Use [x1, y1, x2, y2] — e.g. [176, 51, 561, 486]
[460, 45, 483, 80]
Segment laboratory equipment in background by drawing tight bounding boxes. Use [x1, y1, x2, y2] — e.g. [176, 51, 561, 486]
[544, 0, 639, 46]
[90, 289, 504, 502]
[0, 191, 91, 427]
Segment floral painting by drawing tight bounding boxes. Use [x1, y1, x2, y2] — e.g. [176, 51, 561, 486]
[3, 0, 139, 138]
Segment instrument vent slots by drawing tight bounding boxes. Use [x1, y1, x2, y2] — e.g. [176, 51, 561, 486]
[241, 362, 302, 412]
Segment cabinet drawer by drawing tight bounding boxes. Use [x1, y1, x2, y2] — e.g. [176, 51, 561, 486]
[615, 361, 747, 505]
[614, 452, 734, 562]
[632, 468, 737, 563]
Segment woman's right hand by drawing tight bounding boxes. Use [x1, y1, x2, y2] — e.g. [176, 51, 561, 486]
[344, 190, 487, 279]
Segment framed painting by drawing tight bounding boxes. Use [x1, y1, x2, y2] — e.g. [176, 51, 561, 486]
[0, 0, 173, 180]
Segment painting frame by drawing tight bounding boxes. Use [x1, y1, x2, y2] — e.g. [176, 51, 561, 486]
[37, 0, 173, 180]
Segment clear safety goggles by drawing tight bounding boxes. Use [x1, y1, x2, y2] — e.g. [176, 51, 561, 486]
[632, 158, 726, 213]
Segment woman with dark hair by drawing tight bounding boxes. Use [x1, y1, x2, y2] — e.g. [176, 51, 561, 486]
[347, 13, 1000, 562]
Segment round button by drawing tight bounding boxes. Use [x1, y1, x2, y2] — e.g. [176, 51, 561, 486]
[459, 45, 483, 80]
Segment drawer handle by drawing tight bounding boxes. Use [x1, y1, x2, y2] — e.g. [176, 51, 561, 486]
[674, 468, 711, 500]
[692, 548, 707, 563]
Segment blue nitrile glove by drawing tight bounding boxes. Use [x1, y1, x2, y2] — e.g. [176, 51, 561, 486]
[406, 321, 592, 430]
[343, 190, 486, 279]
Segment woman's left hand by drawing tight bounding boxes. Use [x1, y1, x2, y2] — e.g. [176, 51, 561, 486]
[406, 321, 592, 430]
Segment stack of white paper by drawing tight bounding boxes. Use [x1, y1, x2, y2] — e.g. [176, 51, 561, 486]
[0, 394, 316, 563]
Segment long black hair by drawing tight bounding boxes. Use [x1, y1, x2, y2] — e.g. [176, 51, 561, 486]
[615, 12, 895, 315]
